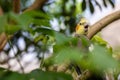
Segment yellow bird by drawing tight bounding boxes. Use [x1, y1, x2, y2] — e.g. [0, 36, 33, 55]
[75, 17, 89, 35]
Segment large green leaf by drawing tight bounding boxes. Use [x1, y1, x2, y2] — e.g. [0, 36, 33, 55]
[0, 68, 73, 80]
[0, 69, 27, 80]
[4, 24, 21, 34]
[87, 45, 119, 72]
[8, 12, 32, 30]
[53, 47, 84, 64]
[53, 32, 77, 53]
[29, 69, 73, 80]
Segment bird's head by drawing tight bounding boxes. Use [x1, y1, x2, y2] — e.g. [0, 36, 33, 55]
[75, 17, 89, 35]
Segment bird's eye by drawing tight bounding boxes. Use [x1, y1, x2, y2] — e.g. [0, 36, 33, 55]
[85, 25, 89, 28]
[79, 23, 82, 25]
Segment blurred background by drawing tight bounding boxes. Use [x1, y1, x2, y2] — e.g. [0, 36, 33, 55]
[0, 0, 120, 73]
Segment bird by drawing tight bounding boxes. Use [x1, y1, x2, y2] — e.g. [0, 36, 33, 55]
[75, 17, 90, 50]
[75, 17, 89, 36]
[73, 17, 91, 77]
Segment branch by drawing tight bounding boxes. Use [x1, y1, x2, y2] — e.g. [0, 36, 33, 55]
[0, 7, 6, 52]
[0, 6, 3, 15]
[87, 10, 120, 39]
[24, 0, 47, 12]
[0, 33, 7, 51]
[13, 0, 20, 13]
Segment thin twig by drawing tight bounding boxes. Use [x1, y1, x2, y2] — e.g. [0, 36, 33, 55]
[13, 0, 20, 13]
[0, 6, 3, 15]
[0, 33, 8, 52]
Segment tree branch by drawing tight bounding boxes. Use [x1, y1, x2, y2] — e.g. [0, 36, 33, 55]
[0, 7, 6, 52]
[24, 0, 47, 12]
[0, 33, 7, 51]
[87, 10, 120, 39]
[13, 0, 20, 13]
[0, 6, 3, 15]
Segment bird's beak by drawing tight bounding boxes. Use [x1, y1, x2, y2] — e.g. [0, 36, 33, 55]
[75, 24, 80, 32]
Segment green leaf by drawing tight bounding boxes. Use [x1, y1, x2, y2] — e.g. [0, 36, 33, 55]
[108, 0, 115, 8]
[0, 15, 7, 33]
[53, 47, 84, 64]
[4, 24, 21, 34]
[91, 35, 113, 54]
[29, 69, 73, 80]
[4, 72, 27, 80]
[92, 35, 107, 46]
[9, 12, 32, 30]
[53, 32, 72, 53]
[0, 68, 73, 80]
[88, 45, 118, 72]
[95, 0, 102, 10]
[0, 70, 27, 80]
[0, 67, 7, 78]
[33, 19, 50, 27]
[81, 0, 86, 11]
[23, 10, 51, 19]
[18, 14, 33, 30]
[89, 0, 94, 13]
[80, 35, 90, 47]
[33, 27, 54, 36]
[103, 0, 107, 7]
[54, 32, 71, 45]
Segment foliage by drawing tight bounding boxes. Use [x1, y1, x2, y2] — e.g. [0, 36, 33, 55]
[81, 0, 115, 13]
[0, 0, 119, 80]
[0, 68, 72, 80]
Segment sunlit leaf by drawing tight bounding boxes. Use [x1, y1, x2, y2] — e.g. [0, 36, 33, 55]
[88, 45, 118, 72]
[91, 35, 113, 54]
[4, 24, 21, 34]
[54, 47, 84, 64]
[92, 35, 107, 46]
